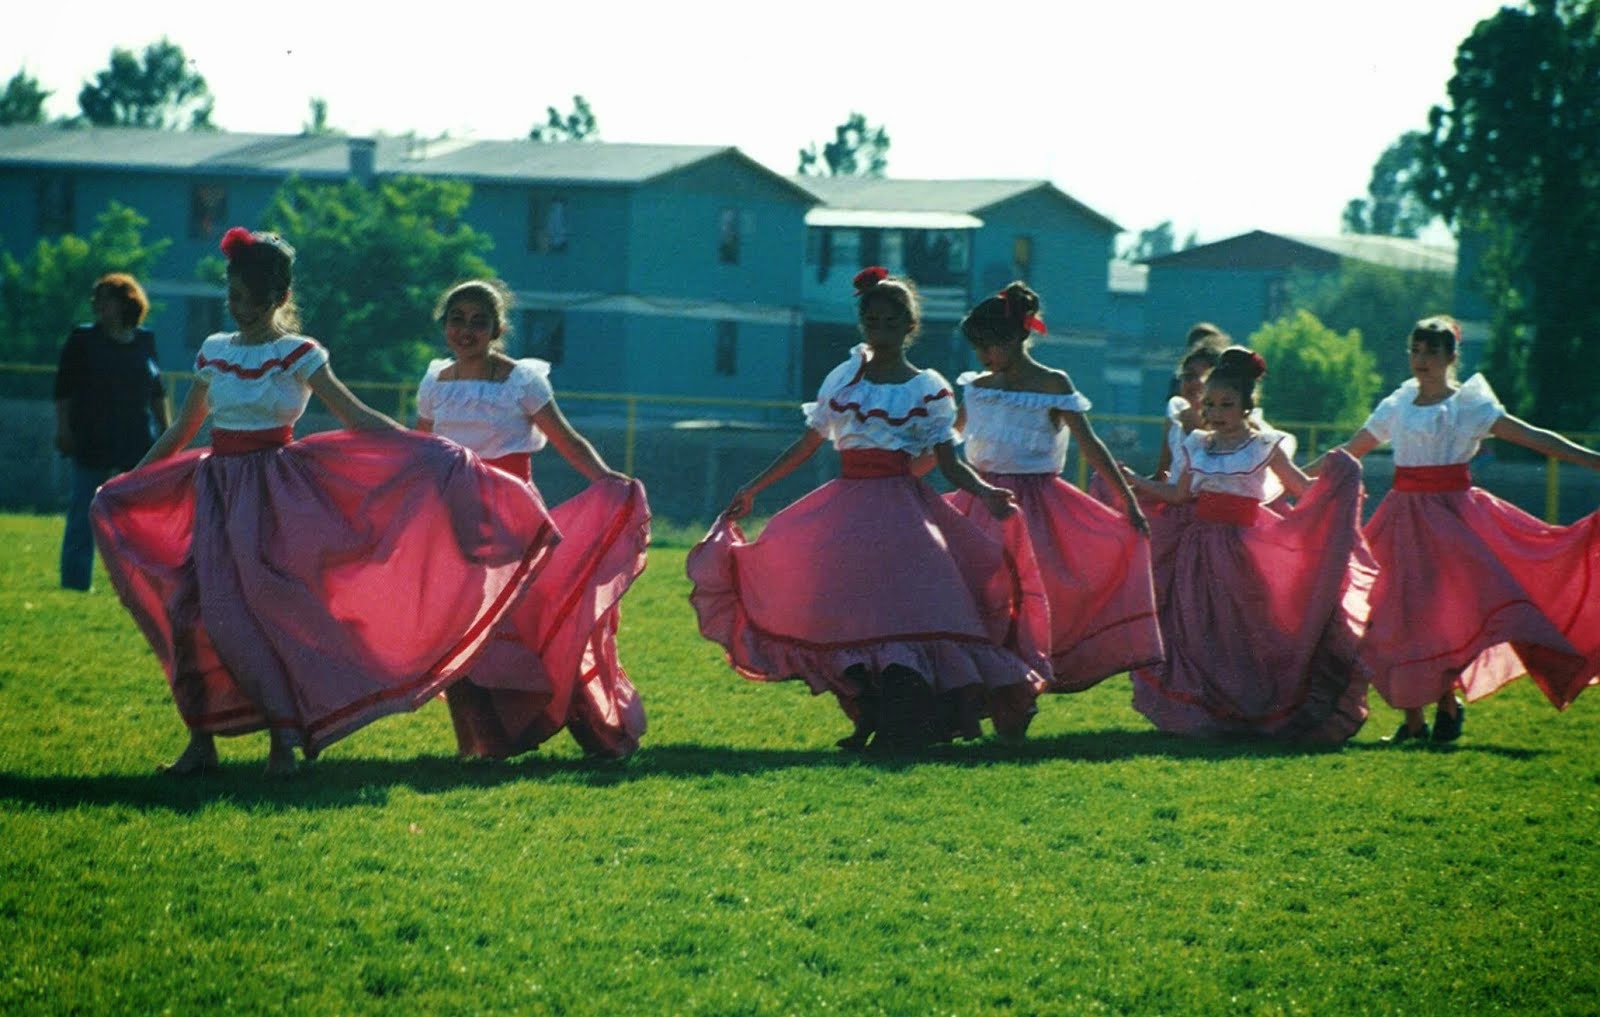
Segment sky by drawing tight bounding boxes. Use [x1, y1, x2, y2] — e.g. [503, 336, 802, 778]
[4, 0, 1513, 246]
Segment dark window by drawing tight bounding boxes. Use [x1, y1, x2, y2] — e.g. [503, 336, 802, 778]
[520, 309, 565, 365]
[718, 208, 741, 264]
[186, 296, 226, 349]
[1265, 276, 1291, 321]
[37, 176, 74, 235]
[189, 184, 227, 239]
[715, 320, 737, 376]
[527, 194, 569, 253]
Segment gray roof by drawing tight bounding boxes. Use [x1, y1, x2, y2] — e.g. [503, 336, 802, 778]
[0, 126, 812, 198]
[1143, 229, 1455, 274]
[791, 176, 1121, 232]
[1280, 233, 1457, 274]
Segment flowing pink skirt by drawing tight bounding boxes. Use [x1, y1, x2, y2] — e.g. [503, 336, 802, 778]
[1362, 486, 1600, 709]
[686, 474, 1050, 737]
[447, 477, 650, 759]
[1131, 451, 1374, 743]
[949, 473, 1163, 690]
[90, 430, 558, 757]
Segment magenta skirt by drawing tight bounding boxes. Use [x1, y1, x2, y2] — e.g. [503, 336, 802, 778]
[446, 476, 650, 760]
[90, 430, 558, 757]
[949, 473, 1163, 691]
[1131, 450, 1374, 743]
[686, 473, 1050, 736]
[1362, 484, 1600, 709]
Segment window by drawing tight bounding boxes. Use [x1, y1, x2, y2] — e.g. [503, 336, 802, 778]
[1012, 235, 1034, 281]
[528, 194, 569, 253]
[37, 176, 74, 235]
[831, 228, 861, 273]
[189, 184, 227, 239]
[1265, 276, 1290, 320]
[718, 208, 741, 264]
[186, 296, 226, 349]
[714, 320, 737, 376]
[880, 230, 905, 274]
[519, 309, 565, 365]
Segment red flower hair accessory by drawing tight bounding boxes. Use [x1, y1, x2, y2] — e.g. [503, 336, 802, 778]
[997, 288, 1047, 335]
[1250, 351, 1268, 377]
[853, 266, 889, 294]
[220, 227, 256, 259]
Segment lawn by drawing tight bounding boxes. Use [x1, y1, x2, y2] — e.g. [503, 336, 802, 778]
[1, 513, 1597, 1015]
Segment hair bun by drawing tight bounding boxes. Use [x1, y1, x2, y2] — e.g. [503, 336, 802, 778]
[853, 266, 890, 294]
[1216, 346, 1267, 380]
[220, 226, 255, 259]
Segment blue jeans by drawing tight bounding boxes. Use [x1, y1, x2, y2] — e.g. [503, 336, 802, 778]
[61, 462, 115, 591]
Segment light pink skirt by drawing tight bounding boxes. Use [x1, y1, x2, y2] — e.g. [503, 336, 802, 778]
[949, 473, 1163, 691]
[1362, 486, 1600, 709]
[686, 473, 1050, 736]
[447, 476, 650, 759]
[1131, 451, 1373, 743]
[91, 430, 557, 756]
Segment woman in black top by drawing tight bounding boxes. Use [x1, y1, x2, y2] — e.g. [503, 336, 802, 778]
[53, 273, 169, 590]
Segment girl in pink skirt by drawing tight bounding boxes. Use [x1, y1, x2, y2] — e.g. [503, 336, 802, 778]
[416, 280, 649, 760]
[1124, 347, 1373, 743]
[686, 267, 1050, 750]
[91, 229, 557, 776]
[945, 282, 1164, 691]
[1319, 316, 1600, 743]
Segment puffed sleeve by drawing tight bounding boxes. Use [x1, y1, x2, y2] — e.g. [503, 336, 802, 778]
[1454, 373, 1506, 440]
[286, 338, 330, 381]
[415, 360, 446, 420]
[1360, 382, 1414, 444]
[803, 343, 868, 431]
[515, 358, 555, 416]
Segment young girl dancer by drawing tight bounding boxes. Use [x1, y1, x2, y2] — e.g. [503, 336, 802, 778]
[686, 267, 1050, 750]
[415, 280, 650, 759]
[1155, 326, 1230, 481]
[1124, 347, 1372, 742]
[1318, 316, 1600, 742]
[91, 229, 556, 776]
[946, 282, 1164, 691]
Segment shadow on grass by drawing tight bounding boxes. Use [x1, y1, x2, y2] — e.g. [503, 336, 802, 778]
[0, 727, 1549, 814]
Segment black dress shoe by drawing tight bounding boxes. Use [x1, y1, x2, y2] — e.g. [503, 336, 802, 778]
[1432, 699, 1465, 743]
[1383, 721, 1429, 744]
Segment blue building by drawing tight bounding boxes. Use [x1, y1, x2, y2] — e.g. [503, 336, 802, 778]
[0, 126, 817, 403]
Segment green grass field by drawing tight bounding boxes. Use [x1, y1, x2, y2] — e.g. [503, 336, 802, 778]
[2, 512, 1597, 1015]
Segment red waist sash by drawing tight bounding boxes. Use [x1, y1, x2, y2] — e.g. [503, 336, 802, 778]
[1392, 463, 1471, 493]
[1195, 491, 1262, 526]
[840, 449, 912, 478]
[211, 426, 292, 455]
[484, 452, 533, 481]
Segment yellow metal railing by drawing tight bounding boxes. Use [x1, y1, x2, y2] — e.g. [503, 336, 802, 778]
[6, 362, 1595, 522]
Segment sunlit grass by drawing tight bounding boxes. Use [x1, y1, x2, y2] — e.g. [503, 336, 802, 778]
[2, 513, 1597, 1014]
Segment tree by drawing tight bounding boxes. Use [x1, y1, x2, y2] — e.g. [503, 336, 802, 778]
[797, 112, 890, 177]
[242, 175, 496, 383]
[1123, 220, 1175, 262]
[1415, 0, 1600, 428]
[301, 97, 339, 136]
[0, 202, 171, 363]
[529, 95, 597, 142]
[1342, 131, 1435, 238]
[77, 38, 215, 130]
[0, 69, 50, 126]
[1248, 310, 1381, 436]
[1287, 259, 1454, 390]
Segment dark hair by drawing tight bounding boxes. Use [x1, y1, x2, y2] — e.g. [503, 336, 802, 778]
[854, 268, 922, 340]
[1411, 315, 1460, 357]
[1208, 346, 1268, 410]
[1186, 322, 1229, 347]
[93, 272, 149, 327]
[961, 281, 1040, 346]
[436, 279, 513, 349]
[221, 227, 300, 332]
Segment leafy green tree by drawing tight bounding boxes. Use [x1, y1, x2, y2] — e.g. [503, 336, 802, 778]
[529, 95, 597, 142]
[239, 175, 495, 383]
[1287, 260, 1454, 390]
[301, 97, 339, 136]
[1123, 220, 1175, 262]
[0, 202, 170, 363]
[1342, 131, 1435, 238]
[77, 38, 215, 130]
[0, 69, 50, 126]
[797, 112, 890, 177]
[1248, 310, 1381, 436]
[1415, 0, 1600, 428]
